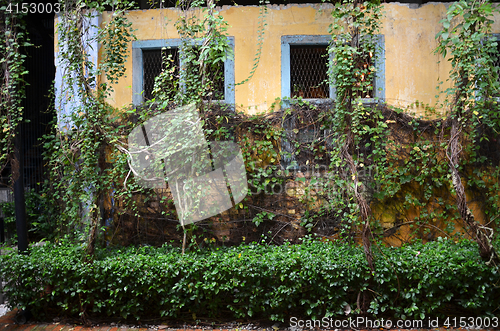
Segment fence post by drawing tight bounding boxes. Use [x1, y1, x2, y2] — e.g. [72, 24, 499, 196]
[0, 247, 3, 305]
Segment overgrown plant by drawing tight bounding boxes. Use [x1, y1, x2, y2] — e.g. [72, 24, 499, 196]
[37, 0, 500, 267]
[328, 0, 384, 312]
[2, 238, 499, 321]
[0, 189, 57, 243]
[147, 0, 232, 108]
[47, 0, 135, 259]
[435, 0, 500, 265]
[134, 0, 234, 252]
[0, 0, 30, 186]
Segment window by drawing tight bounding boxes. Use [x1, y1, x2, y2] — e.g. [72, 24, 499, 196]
[281, 35, 333, 102]
[280, 35, 385, 169]
[290, 45, 329, 99]
[142, 47, 180, 101]
[132, 37, 235, 105]
[281, 35, 385, 102]
[184, 46, 226, 101]
[474, 34, 500, 102]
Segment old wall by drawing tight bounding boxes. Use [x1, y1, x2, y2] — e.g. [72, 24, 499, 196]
[101, 2, 500, 115]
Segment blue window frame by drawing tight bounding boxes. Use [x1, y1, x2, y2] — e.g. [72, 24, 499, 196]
[281, 34, 385, 103]
[281, 35, 334, 101]
[132, 37, 235, 105]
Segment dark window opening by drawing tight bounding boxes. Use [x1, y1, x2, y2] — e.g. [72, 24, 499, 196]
[142, 47, 225, 101]
[142, 48, 180, 101]
[290, 45, 329, 99]
[493, 42, 500, 68]
[0, 12, 56, 192]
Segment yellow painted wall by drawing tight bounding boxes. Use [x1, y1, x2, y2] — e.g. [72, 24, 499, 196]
[103, 2, 500, 115]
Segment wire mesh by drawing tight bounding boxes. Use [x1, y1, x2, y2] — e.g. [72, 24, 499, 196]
[290, 45, 329, 99]
[142, 48, 180, 101]
[206, 61, 225, 101]
[22, 30, 55, 191]
[142, 47, 225, 102]
[0, 15, 55, 192]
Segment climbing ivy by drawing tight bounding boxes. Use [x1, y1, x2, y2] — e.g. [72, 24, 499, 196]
[0, 1, 31, 185]
[31, 0, 500, 277]
[44, 0, 135, 259]
[41, 0, 278, 255]
[2, 0, 500, 323]
[324, 0, 384, 313]
[329, 0, 380, 254]
[435, 0, 500, 265]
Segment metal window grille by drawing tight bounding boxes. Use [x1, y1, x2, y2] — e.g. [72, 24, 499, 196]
[142, 48, 180, 101]
[289, 45, 376, 100]
[142, 47, 225, 102]
[290, 45, 329, 99]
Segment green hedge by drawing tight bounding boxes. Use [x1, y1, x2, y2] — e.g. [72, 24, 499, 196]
[0, 238, 498, 322]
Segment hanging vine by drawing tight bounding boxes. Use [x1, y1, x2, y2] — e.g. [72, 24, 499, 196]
[435, 0, 499, 265]
[327, 0, 384, 313]
[0, 0, 30, 186]
[46, 0, 135, 259]
[234, 0, 269, 86]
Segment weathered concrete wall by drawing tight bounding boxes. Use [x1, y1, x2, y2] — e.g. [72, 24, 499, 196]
[54, 3, 500, 246]
[101, 2, 500, 114]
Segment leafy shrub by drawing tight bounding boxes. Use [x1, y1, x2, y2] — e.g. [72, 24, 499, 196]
[0, 189, 57, 244]
[0, 238, 498, 322]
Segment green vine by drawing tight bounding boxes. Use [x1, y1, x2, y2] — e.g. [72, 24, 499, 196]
[45, 0, 135, 261]
[435, 0, 500, 265]
[329, 0, 381, 261]
[234, 0, 269, 86]
[28, 0, 500, 275]
[0, 0, 31, 184]
[2, 0, 500, 322]
[325, 0, 384, 313]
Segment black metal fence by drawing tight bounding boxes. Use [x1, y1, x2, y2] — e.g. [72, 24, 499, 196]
[20, 16, 56, 191]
